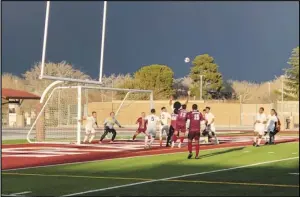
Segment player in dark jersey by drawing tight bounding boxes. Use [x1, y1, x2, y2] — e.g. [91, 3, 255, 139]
[187, 104, 205, 159]
[132, 112, 148, 141]
[166, 109, 179, 147]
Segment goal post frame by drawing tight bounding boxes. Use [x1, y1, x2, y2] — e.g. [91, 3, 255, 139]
[27, 84, 154, 145]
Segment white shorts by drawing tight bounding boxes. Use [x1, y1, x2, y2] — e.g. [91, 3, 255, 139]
[147, 128, 157, 138]
[254, 124, 265, 135]
[85, 128, 96, 135]
[159, 125, 169, 136]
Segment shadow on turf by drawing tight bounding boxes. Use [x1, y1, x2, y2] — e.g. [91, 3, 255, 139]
[200, 147, 245, 159]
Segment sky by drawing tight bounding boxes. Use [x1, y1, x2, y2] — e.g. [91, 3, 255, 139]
[2, 1, 299, 82]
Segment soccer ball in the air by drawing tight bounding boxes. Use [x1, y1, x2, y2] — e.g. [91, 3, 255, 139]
[184, 57, 190, 63]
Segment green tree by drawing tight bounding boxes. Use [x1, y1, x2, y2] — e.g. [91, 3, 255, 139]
[119, 64, 174, 99]
[23, 61, 91, 94]
[189, 54, 223, 99]
[283, 46, 299, 100]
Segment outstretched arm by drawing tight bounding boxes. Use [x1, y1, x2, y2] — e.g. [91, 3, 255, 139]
[184, 91, 191, 105]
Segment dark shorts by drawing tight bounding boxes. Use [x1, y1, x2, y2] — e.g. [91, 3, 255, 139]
[188, 132, 201, 140]
[137, 128, 146, 133]
[176, 124, 186, 133]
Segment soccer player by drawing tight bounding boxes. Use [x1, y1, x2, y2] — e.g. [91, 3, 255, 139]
[171, 104, 189, 148]
[187, 104, 205, 159]
[166, 109, 179, 147]
[265, 109, 280, 145]
[201, 109, 209, 143]
[204, 107, 219, 144]
[159, 107, 171, 147]
[145, 109, 161, 149]
[99, 112, 123, 143]
[253, 107, 267, 147]
[80, 111, 98, 144]
[132, 112, 148, 141]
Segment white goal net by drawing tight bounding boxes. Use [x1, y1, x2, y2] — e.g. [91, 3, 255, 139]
[27, 84, 153, 144]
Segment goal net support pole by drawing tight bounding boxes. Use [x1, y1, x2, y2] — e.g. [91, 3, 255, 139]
[27, 84, 154, 145]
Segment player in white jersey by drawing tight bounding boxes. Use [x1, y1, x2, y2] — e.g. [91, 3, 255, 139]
[145, 109, 161, 149]
[80, 111, 98, 143]
[204, 107, 219, 145]
[159, 107, 171, 147]
[253, 107, 267, 147]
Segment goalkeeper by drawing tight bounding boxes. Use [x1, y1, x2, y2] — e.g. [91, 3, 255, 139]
[99, 112, 123, 143]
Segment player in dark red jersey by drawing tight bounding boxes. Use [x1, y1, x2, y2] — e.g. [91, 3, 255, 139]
[187, 104, 205, 159]
[169, 92, 190, 148]
[171, 104, 188, 148]
[166, 109, 179, 147]
[132, 112, 148, 141]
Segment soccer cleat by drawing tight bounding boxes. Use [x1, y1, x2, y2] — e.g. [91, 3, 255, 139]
[195, 156, 200, 159]
[187, 153, 193, 159]
[265, 142, 269, 145]
[255, 144, 260, 147]
[109, 141, 114, 143]
[252, 142, 256, 146]
[178, 142, 181, 148]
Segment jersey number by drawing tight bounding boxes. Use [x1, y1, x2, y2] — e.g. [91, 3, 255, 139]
[194, 114, 200, 120]
[180, 112, 186, 117]
[151, 117, 154, 121]
[161, 115, 165, 119]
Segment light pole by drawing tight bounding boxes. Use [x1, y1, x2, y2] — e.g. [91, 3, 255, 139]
[281, 76, 284, 114]
[200, 75, 204, 100]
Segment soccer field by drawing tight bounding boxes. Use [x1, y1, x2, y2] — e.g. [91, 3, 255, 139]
[2, 142, 299, 196]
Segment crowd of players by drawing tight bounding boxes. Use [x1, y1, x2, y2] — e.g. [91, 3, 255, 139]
[80, 95, 281, 159]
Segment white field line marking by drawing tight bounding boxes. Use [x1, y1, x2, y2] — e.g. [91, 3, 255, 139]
[268, 152, 274, 154]
[10, 191, 32, 195]
[292, 153, 298, 155]
[289, 173, 299, 175]
[62, 157, 299, 197]
[2, 154, 61, 158]
[3, 145, 245, 171]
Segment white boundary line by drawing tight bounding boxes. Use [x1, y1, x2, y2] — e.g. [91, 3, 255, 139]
[289, 173, 299, 175]
[3, 146, 245, 171]
[62, 157, 299, 196]
[11, 191, 32, 195]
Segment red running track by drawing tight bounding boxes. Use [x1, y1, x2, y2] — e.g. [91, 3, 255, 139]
[2, 138, 298, 171]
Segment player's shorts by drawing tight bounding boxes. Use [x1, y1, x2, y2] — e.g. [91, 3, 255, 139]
[147, 128, 157, 138]
[137, 128, 147, 133]
[85, 128, 96, 135]
[188, 131, 201, 140]
[254, 124, 265, 135]
[160, 125, 169, 135]
[176, 124, 186, 133]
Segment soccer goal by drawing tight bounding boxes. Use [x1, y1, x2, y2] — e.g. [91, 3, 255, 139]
[27, 83, 154, 145]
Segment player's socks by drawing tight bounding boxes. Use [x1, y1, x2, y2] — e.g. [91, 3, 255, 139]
[195, 143, 200, 157]
[144, 136, 148, 146]
[89, 134, 95, 143]
[159, 140, 163, 147]
[188, 141, 192, 153]
[83, 135, 88, 143]
[178, 142, 181, 148]
[257, 138, 262, 145]
[149, 137, 155, 146]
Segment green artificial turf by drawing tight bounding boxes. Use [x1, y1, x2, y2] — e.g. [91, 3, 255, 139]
[2, 142, 299, 196]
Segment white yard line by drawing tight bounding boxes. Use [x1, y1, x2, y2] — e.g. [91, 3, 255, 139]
[10, 191, 32, 195]
[289, 173, 299, 175]
[62, 157, 299, 196]
[3, 146, 244, 171]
